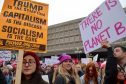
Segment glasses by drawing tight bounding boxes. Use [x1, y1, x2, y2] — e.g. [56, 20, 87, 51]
[117, 65, 126, 78]
[23, 61, 36, 66]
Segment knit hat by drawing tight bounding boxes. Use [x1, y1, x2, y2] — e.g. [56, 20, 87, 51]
[58, 54, 72, 64]
[23, 52, 40, 71]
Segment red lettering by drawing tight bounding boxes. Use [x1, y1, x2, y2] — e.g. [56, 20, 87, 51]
[105, 0, 117, 11]
[99, 27, 110, 40]
[84, 40, 89, 51]
[83, 27, 110, 52]
[80, 7, 103, 31]
[114, 22, 126, 35]
[91, 19, 102, 34]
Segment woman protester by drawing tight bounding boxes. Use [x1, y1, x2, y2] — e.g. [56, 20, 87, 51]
[54, 54, 81, 84]
[80, 62, 101, 84]
[21, 52, 48, 84]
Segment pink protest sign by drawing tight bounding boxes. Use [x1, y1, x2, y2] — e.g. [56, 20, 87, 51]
[79, 0, 126, 54]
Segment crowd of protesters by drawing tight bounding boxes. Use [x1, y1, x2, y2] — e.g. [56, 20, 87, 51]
[0, 40, 126, 84]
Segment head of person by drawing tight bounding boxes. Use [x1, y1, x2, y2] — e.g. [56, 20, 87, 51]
[81, 63, 86, 73]
[1, 66, 9, 75]
[117, 65, 126, 81]
[58, 54, 81, 84]
[22, 52, 40, 77]
[85, 62, 98, 78]
[45, 65, 52, 74]
[53, 64, 59, 71]
[58, 54, 73, 71]
[84, 62, 98, 83]
[113, 45, 126, 59]
[75, 64, 82, 72]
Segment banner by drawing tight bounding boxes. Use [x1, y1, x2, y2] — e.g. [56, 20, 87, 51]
[0, 0, 48, 52]
[79, 0, 126, 54]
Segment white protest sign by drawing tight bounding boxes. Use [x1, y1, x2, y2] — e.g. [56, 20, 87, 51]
[42, 75, 49, 83]
[44, 58, 52, 65]
[81, 58, 92, 64]
[51, 56, 59, 64]
[0, 51, 11, 61]
[93, 54, 98, 62]
[79, 0, 126, 54]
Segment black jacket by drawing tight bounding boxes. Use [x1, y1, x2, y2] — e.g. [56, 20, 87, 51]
[104, 47, 118, 84]
[21, 72, 48, 84]
[54, 74, 75, 84]
[0, 69, 7, 84]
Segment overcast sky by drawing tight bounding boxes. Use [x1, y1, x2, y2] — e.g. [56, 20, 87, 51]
[0, 0, 126, 25]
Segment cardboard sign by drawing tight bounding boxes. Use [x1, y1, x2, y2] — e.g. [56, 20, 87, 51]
[79, 0, 126, 54]
[0, 51, 11, 61]
[81, 58, 92, 64]
[0, 0, 48, 52]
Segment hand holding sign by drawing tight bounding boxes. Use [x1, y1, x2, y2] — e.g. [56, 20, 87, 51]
[100, 39, 111, 48]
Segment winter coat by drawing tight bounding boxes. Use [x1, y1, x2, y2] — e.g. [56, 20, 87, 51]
[104, 47, 118, 84]
[0, 69, 7, 84]
[21, 72, 48, 84]
[54, 74, 75, 84]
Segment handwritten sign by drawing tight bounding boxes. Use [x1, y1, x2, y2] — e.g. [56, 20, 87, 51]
[0, 51, 11, 61]
[81, 58, 92, 64]
[0, 0, 48, 52]
[79, 0, 126, 54]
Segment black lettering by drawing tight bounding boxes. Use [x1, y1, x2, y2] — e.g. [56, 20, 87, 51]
[2, 26, 7, 32]
[3, 11, 46, 25]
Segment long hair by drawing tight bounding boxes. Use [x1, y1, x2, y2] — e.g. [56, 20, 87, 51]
[58, 64, 81, 84]
[84, 62, 98, 84]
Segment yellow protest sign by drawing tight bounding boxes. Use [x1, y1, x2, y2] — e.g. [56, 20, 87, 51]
[0, 0, 48, 53]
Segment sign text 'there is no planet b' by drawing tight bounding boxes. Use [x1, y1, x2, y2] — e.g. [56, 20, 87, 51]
[79, 0, 126, 54]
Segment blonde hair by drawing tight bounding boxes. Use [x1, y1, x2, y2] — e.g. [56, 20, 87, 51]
[52, 68, 58, 84]
[57, 64, 81, 84]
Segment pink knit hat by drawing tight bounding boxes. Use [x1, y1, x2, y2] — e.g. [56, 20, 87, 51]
[58, 54, 72, 64]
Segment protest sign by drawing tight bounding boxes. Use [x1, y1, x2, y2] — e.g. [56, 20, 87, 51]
[0, 51, 11, 61]
[0, 0, 48, 53]
[93, 54, 98, 62]
[79, 0, 126, 54]
[81, 58, 92, 64]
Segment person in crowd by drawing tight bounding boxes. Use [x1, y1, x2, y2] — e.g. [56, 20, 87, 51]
[99, 61, 106, 84]
[54, 54, 81, 84]
[94, 62, 100, 73]
[21, 52, 48, 84]
[52, 64, 59, 84]
[45, 65, 54, 84]
[40, 63, 46, 75]
[80, 63, 86, 74]
[2, 66, 13, 84]
[45, 65, 52, 75]
[80, 62, 101, 84]
[0, 69, 7, 84]
[0, 59, 4, 68]
[100, 40, 126, 84]
[75, 64, 84, 77]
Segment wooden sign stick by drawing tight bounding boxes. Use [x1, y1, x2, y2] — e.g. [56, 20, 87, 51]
[15, 50, 24, 84]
